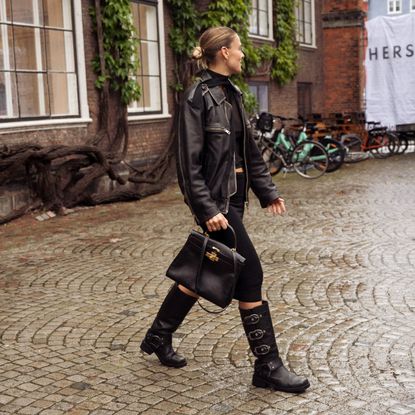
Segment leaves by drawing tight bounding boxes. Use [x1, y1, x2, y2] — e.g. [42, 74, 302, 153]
[166, 0, 298, 106]
[271, 0, 298, 85]
[91, 0, 141, 105]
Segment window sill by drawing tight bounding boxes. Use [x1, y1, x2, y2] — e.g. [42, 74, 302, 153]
[248, 34, 274, 43]
[299, 43, 317, 50]
[0, 117, 93, 134]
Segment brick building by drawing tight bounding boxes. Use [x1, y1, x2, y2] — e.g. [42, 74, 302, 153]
[321, 0, 368, 115]
[0, 0, 367, 218]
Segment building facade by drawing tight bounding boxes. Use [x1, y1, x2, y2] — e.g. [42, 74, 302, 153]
[1, 0, 358, 219]
[368, 0, 415, 19]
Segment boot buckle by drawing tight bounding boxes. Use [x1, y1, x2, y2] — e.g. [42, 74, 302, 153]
[267, 360, 282, 371]
[146, 333, 171, 349]
[254, 345, 270, 356]
[248, 329, 264, 340]
[243, 313, 261, 325]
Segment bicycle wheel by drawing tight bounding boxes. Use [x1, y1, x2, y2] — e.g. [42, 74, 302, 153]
[262, 147, 283, 176]
[340, 134, 367, 163]
[393, 132, 408, 154]
[340, 134, 362, 152]
[291, 140, 328, 179]
[397, 134, 409, 154]
[368, 132, 395, 158]
[320, 138, 346, 173]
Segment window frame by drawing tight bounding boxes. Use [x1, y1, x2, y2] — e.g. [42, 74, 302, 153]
[248, 0, 274, 42]
[248, 81, 269, 114]
[295, 0, 316, 49]
[128, 0, 170, 121]
[387, 0, 402, 14]
[0, 0, 91, 132]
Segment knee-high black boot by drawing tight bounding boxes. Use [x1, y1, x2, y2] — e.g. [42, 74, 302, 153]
[240, 301, 310, 393]
[140, 284, 197, 368]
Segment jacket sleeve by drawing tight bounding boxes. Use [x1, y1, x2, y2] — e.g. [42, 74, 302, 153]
[247, 131, 281, 208]
[177, 95, 221, 225]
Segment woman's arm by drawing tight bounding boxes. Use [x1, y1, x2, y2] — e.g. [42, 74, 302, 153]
[247, 133, 281, 208]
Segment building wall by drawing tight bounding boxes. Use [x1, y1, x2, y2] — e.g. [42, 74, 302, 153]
[322, 0, 367, 115]
[0, 0, 174, 169]
[368, 0, 414, 19]
[250, 0, 325, 119]
[296, 0, 325, 117]
[0, 0, 328, 218]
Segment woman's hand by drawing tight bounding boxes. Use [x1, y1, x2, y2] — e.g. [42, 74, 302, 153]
[267, 197, 286, 216]
[205, 213, 228, 232]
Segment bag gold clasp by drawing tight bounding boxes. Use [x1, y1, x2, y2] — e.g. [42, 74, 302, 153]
[205, 246, 220, 262]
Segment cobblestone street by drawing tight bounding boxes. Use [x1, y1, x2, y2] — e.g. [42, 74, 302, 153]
[0, 154, 414, 415]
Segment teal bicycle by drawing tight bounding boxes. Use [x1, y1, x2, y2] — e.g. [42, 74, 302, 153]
[254, 113, 329, 179]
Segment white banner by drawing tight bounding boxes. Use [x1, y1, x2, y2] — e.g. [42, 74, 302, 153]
[365, 13, 415, 127]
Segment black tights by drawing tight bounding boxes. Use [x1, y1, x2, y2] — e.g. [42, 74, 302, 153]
[202, 173, 263, 302]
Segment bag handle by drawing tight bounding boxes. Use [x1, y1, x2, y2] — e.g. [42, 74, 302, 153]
[198, 224, 238, 249]
[196, 225, 238, 314]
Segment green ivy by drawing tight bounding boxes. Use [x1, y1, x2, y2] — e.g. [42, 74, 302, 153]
[166, 0, 201, 94]
[271, 0, 298, 85]
[90, 0, 297, 110]
[91, 0, 141, 105]
[166, 0, 298, 113]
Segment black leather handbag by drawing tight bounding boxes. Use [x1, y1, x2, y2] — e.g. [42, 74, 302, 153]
[166, 225, 246, 309]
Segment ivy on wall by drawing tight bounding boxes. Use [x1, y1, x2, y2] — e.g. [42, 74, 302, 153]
[271, 0, 299, 85]
[166, 0, 299, 113]
[90, 0, 298, 111]
[90, 0, 141, 105]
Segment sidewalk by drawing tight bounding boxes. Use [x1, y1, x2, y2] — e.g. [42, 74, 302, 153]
[1, 154, 415, 415]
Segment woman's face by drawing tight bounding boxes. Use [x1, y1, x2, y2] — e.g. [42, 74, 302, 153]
[223, 35, 244, 75]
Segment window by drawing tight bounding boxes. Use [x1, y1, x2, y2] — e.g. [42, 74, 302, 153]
[296, 0, 315, 47]
[388, 0, 402, 13]
[249, 83, 268, 113]
[0, 0, 79, 121]
[249, 0, 272, 39]
[129, 0, 165, 115]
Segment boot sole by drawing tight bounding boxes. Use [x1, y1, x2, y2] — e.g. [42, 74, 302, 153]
[253, 375, 310, 393]
[140, 342, 187, 368]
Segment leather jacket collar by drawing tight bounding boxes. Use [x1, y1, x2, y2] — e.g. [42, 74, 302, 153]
[188, 70, 242, 106]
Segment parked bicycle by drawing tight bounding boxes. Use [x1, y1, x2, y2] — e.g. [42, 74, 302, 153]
[339, 118, 400, 163]
[297, 117, 346, 173]
[253, 112, 329, 179]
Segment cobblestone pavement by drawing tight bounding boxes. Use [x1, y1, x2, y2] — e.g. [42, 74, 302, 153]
[1, 154, 415, 415]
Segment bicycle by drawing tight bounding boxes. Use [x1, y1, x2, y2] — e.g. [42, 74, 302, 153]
[253, 112, 329, 179]
[338, 117, 399, 162]
[297, 117, 346, 173]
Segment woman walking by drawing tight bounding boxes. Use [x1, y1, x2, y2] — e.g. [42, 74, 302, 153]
[140, 26, 310, 394]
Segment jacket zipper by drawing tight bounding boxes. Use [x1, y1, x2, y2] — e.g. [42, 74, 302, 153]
[241, 103, 249, 211]
[222, 103, 233, 215]
[205, 126, 231, 135]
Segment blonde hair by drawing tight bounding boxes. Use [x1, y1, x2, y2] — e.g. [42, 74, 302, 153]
[192, 27, 237, 68]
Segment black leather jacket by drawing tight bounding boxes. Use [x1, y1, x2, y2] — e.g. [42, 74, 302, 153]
[177, 70, 280, 224]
